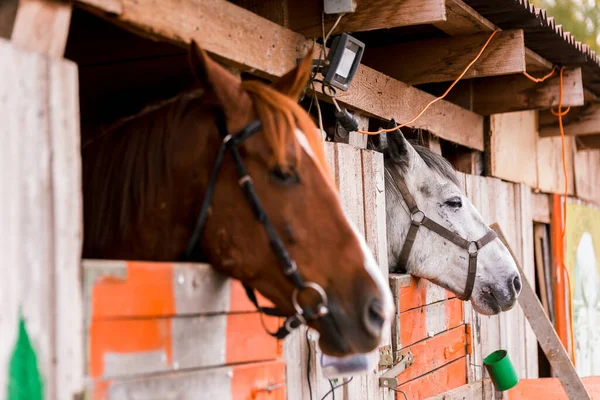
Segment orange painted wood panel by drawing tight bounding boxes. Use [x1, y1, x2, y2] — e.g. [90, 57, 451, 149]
[233, 360, 286, 400]
[397, 276, 455, 312]
[396, 326, 467, 385]
[396, 357, 468, 399]
[508, 377, 600, 399]
[400, 298, 464, 347]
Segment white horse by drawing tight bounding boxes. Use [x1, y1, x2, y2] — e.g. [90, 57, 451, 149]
[370, 122, 521, 315]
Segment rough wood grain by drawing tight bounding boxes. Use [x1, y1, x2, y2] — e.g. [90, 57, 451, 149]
[575, 135, 600, 151]
[11, 0, 72, 57]
[76, 0, 485, 150]
[507, 377, 600, 399]
[287, 0, 446, 37]
[396, 357, 468, 400]
[539, 103, 600, 137]
[363, 30, 526, 85]
[532, 192, 551, 224]
[472, 68, 584, 115]
[425, 379, 494, 400]
[573, 148, 600, 203]
[492, 224, 592, 400]
[487, 111, 538, 187]
[536, 136, 576, 195]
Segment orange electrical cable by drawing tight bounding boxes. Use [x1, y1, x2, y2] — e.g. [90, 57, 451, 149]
[357, 29, 501, 135]
[522, 66, 557, 83]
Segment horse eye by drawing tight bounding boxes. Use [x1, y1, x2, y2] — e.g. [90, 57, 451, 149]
[270, 166, 300, 185]
[444, 197, 462, 208]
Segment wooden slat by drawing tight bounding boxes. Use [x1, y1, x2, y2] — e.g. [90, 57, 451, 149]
[363, 30, 526, 85]
[472, 68, 585, 115]
[91, 360, 286, 399]
[525, 48, 554, 73]
[539, 103, 600, 137]
[574, 148, 600, 202]
[76, 0, 485, 150]
[0, 38, 84, 399]
[399, 299, 464, 349]
[396, 357, 468, 399]
[286, 0, 446, 37]
[487, 110, 538, 187]
[492, 224, 592, 400]
[0, 0, 18, 38]
[536, 136, 576, 195]
[575, 135, 600, 150]
[394, 276, 454, 313]
[11, 0, 72, 57]
[425, 379, 494, 400]
[532, 192, 551, 224]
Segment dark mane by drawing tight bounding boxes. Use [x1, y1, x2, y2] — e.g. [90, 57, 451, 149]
[387, 140, 460, 186]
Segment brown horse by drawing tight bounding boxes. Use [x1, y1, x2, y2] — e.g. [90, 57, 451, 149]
[82, 42, 394, 356]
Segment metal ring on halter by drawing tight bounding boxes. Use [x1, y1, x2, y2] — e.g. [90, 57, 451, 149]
[410, 210, 425, 225]
[292, 282, 329, 319]
[283, 260, 298, 276]
[238, 175, 253, 186]
[222, 134, 233, 145]
[468, 241, 478, 256]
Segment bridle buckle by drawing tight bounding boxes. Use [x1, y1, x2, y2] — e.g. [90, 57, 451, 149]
[468, 241, 478, 256]
[410, 210, 425, 226]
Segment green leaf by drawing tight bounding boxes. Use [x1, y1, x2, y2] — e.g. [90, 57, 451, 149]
[6, 316, 43, 400]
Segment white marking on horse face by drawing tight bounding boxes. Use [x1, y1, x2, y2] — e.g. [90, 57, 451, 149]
[385, 147, 520, 316]
[294, 129, 395, 322]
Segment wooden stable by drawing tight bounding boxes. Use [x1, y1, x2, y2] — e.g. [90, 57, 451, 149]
[2, 0, 600, 399]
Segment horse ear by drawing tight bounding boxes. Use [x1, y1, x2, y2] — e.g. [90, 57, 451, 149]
[188, 40, 243, 107]
[272, 50, 313, 100]
[382, 119, 410, 160]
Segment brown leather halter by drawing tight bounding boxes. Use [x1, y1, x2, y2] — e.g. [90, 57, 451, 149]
[386, 166, 497, 301]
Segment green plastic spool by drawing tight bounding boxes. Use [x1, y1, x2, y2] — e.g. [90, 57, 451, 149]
[483, 350, 519, 391]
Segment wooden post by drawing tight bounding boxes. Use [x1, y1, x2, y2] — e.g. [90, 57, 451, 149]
[492, 223, 592, 400]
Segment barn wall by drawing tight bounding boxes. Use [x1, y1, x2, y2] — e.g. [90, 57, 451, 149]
[0, 38, 84, 399]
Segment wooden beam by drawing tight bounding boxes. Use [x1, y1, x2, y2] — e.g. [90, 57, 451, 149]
[77, 0, 485, 150]
[532, 192, 551, 224]
[539, 103, 600, 137]
[472, 68, 584, 115]
[11, 0, 72, 57]
[435, 0, 553, 74]
[286, 0, 446, 38]
[575, 134, 600, 150]
[492, 224, 592, 400]
[363, 30, 526, 85]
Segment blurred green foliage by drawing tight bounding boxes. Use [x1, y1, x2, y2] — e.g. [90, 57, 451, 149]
[531, 0, 600, 54]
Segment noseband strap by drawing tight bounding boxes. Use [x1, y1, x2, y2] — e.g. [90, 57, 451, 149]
[387, 166, 497, 301]
[181, 109, 328, 339]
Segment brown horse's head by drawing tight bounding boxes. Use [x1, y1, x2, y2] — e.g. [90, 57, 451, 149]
[183, 43, 394, 356]
[82, 42, 394, 356]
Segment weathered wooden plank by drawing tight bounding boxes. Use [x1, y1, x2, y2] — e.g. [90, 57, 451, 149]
[575, 135, 600, 151]
[363, 30, 526, 85]
[574, 149, 600, 203]
[91, 360, 286, 400]
[49, 51, 85, 398]
[76, 0, 485, 150]
[11, 0, 72, 57]
[89, 313, 280, 379]
[396, 357, 468, 399]
[394, 276, 454, 313]
[425, 379, 494, 400]
[472, 68, 585, 115]
[532, 192, 551, 224]
[287, 0, 446, 37]
[539, 103, 600, 137]
[399, 299, 464, 349]
[487, 111, 538, 187]
[492, 224, 592, 400]
[537, 136, 576, 195]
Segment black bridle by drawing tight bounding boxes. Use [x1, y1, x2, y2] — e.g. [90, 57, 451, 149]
[181, 109, 328, 339]
[386, 166, 497, 301]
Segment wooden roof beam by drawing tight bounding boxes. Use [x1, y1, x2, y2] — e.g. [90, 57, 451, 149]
[362, 30, 525, 85]
[471, 68, 584, 115]
[575, 135, 600, 150]
[539, 102, 600, 137]
[75, 0, 484, 150]
[286, 0, 447, 37]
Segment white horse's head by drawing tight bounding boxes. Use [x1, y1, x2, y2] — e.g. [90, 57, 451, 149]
[371, 124, 521, 315]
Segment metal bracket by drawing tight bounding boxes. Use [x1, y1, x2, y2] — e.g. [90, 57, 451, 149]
[378, 345, 393, 369]
[379, 351, 415, 389]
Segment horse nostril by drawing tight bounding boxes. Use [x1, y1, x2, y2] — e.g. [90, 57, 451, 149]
[363, 298, 385, 337]
[512, 275, 522, 295]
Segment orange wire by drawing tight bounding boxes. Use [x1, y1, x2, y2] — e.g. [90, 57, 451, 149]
[550, 66, 576, 365]
[522, 66, 557, 83]
[358, 30, 501, 135]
